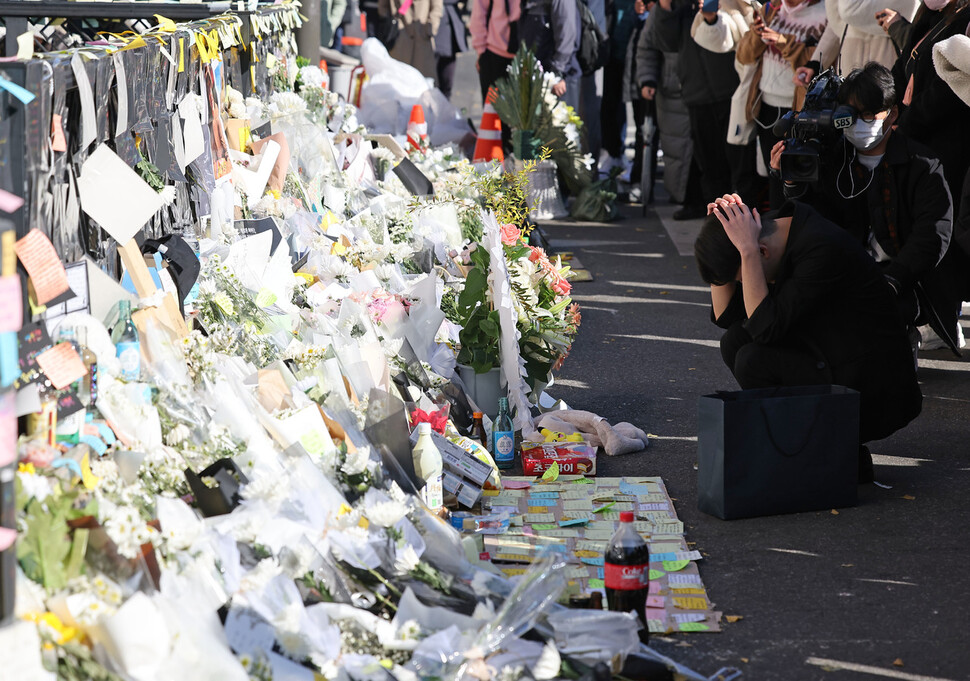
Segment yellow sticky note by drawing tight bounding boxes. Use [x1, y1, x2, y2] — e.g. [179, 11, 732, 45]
[255, 288, 277, 307]
[178, 37, 185, 72]
[119, 36, 147, 52]
[16, 32, 33, 60]
[672, 596, 708, 610]
[153, 14, 177, 32]
[1, 231, 15, 276]
[330, 241, 347, 256]
[80, 452, 100, 491]
[195, 33, 210, 63]
[541, 462, 560, 482]
[321, 211, 340, 230]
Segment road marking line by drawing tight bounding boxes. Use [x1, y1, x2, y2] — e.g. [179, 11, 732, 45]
[581, 250, 666, 258]
[572, 295, 709, 307]
[918, 359, 970, 371]
[855, 578, 918, 587]
[805, 657, 956, 681]
[607, 280, 711, 293]
[612, 333, 720, 347]
[647, 434, 698, 441]
[766, 548, 821, 557]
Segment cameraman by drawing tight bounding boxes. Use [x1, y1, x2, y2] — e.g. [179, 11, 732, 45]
[769, 62, 959, 350]
[695, 194, 922, 480]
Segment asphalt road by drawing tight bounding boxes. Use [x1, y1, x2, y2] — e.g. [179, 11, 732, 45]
[539, 200, 970, 681]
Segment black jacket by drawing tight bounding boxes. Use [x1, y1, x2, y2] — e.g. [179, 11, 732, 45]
[650, 0, 738, 106]
[890, 5, 970, 209]
[784, 133, 955, 343]
[716, 201, 922, 442]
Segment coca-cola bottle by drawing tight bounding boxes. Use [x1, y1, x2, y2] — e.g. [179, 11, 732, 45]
[604, 511, 650, 643]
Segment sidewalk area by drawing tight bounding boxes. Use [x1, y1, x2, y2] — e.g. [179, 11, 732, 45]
[539, 201, 970, 680]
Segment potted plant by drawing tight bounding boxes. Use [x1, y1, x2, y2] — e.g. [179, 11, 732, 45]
[452, 244, 504, 416]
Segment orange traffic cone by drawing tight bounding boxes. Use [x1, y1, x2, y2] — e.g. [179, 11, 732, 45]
[473, 87, 503, 163]
[407, 104, 428, 152]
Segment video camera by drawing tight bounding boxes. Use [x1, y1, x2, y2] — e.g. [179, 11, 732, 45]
[772, 69, 855, 184]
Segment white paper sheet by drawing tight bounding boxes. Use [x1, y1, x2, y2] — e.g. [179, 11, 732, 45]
[77, 145, 166, 244]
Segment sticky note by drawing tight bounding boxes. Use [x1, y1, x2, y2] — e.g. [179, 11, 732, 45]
[527, 499, 557, 507]
[649, 569, 666, 581]
[502, 479, 532, 489]
[619, 480, 652, 495]
[593, 501, 616, 513]
[530, 491, 559, 498]
[80, 452, 100, 490]
[0, 277, 22, 333]
[588, 578, 605, 589]
[0, 189, 23, 216]
[574, 550, 600, 558]
[678, 622, 709, 632]
[78, 434, 108, 457]
[35, 342, 87, 390]
[541, 462, 560, 482]
[531, 523, 558, 531]
[0, 76, 35, 105]
[646, 595, 665, 608]
[580, 557, 604, 566]
[0, 527, 15, 552]
[0, 333, 17, 387]
[16, 32, 33, 60]
[14, 229, 70, 305]
[673, 596, 708, 610]
[559, 517, 589, 527]
[662, 559, 690, 572]
[572, 477, 595, 484]
[524, 513, 555, 524]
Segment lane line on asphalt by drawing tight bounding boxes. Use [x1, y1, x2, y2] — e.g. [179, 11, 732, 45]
[805, 657, 957, 681]
[647, 434, 698, 441]
[766, 548, 822, 557]
[612, 333, 720, 347]
[607, 280, 711, 293]
[581, 250, 666, 258]
[572, 295, 709, 307]
[573, 305, 619, 314]
[871, 454, 932, 467]
[552, 379, 589, 389]
[917, 359, 970, 371]
[854, 578, 919, 587]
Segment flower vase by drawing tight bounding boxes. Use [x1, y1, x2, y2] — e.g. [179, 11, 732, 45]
[513, 159, 568, 220]
[456, 364, 505, 420]
[512, 129, 541, 161]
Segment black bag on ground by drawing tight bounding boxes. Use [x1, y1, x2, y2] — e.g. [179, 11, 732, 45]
[576, 0, 610, 76]
[697, 385, 860, 520]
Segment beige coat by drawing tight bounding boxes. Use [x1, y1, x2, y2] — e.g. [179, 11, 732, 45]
[811, 0, 920, 73]
[380, 0, 444, 80]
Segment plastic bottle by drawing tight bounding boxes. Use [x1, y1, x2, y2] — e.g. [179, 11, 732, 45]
[472, 411, 489, 450]
[604, 511, 650, 643]
[112, 300, 141, 382]
[492, 397, 515, 469]
[411, 422, 443, 511]
[77, 327, 98, 407]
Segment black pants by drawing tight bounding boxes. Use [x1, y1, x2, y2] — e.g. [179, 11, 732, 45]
[600, 60, 627, 158]
[478, 50, 513, 102]
[437, 55, 457, 99]
[720, 321, 831, 389]
[631, 99, 650, 186]
[727, 139, 768, 209]
[687, 100, 733, 203]
[756, 103, 787, 209]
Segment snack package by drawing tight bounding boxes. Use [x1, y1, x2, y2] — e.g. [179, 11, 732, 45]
[520, 442, 597, 476]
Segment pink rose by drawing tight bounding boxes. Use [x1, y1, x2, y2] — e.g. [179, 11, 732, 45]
[500, 223, 521, 246]
[551, 276, 572, 296]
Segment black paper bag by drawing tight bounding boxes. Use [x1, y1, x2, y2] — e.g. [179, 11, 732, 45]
[697, 385, 860, 520]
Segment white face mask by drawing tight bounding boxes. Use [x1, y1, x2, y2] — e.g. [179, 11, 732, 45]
[923, 0, 950, 11]
[843, 117, 888, 151]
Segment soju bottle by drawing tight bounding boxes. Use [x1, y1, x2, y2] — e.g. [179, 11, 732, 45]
[112, 300, 141, 382]
[492, 397, 515, 469]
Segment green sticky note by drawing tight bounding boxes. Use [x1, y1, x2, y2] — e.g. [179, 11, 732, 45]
[649, 569, 666, 580]
[573, 477, 595, 484]
[592, 501, 616, 514]
[299, 430, 325, 457]
[588, 578, 605, 589]
[678, 622, 709, 632]
[662, 559, 690, 572]
[255, 287, 278, 307]
[532, 523, 558, 530]
[559, 517, 589, 527]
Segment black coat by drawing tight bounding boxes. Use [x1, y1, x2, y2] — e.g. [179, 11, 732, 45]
[435, 0, 469, 57]
[891, 5, 970, 211]
[787, 133, 956, 343]
[715, 201, 922, 442]
[650, 0, 738, 106]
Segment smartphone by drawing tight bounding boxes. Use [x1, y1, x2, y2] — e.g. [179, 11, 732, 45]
[702, 0, 718, 12]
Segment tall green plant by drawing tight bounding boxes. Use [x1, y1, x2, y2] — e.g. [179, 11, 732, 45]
[455, 246, 502, 373]
[491, 46, 547, 132]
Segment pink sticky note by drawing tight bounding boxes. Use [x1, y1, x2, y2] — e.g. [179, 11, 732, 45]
[14, 229, 70, 305]
[649, 581, 661, 594]
[51, 113, 68, 152]
[646, 595, 665, 608]
[502, 480, 532, 490]
[0, 393, 15, 466]
[35, 342, 87, 390]
[645, 607, 667, 621]
[0, 188, 24, 214]
[0, 276, 22, 333]
[0, 527, 16, 552]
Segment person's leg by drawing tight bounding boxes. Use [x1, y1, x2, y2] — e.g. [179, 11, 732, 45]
[600, 62, 626, 159]
[579, 73, 601, 164]
[630, 99, 647, 184]
[437, 55, 457, 99]
[756, 104, 785, 209]
[719, 320, 754, 375]
[688, 100, 733, 201]
[732, 340, 830, 389]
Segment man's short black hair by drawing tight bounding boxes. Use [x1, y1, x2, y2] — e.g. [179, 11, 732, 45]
[694, 209, 779, 286]
[838, 62, 896, 112]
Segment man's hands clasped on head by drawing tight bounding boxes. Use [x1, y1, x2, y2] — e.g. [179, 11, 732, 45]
[709, 194, 763, 258]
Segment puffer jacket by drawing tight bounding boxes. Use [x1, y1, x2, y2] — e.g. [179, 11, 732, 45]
[636, 10, 693, 202]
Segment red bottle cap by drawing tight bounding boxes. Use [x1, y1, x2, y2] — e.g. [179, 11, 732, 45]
[620, 511, 634, 523]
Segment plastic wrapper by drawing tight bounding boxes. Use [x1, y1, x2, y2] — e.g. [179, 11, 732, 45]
[569, 171, 619, 222]
[93, 55, 114, 145]
[546, 609, 640, 669]
[357, 39, 431, 136]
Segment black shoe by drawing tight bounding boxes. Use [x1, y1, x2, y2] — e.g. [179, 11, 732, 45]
[673, 205, 705, 221]
[858, 445, 873, 484]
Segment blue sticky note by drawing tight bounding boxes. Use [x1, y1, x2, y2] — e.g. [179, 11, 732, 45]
[78, 434, 108, 457]
[619, 480, 652, 496]
[547, 544, 568, 553]
[0, 332, 18, 388]
[559, 517, 589, 527]
[51, 458, 82, 477]
[0, 77, 36, 105]
[649, 552, 678, 562]
[97, 424, 116, 445]
[597, 567, 604, 579]
[527, 498, 557, 507]
[580, 556, 605, 566]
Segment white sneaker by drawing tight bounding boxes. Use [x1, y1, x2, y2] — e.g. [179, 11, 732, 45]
[917, 323, 965, 350]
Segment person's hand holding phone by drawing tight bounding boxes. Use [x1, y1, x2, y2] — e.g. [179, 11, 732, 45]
[875, 8, 900, 32]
